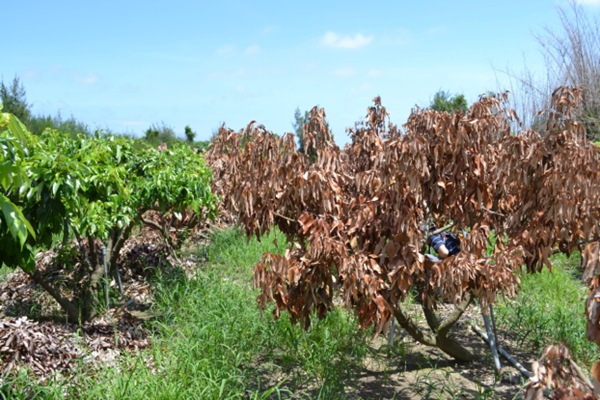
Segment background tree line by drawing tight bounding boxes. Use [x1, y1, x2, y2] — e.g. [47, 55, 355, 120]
[0, 76, 210, 150]
[4, 0, 599, 150]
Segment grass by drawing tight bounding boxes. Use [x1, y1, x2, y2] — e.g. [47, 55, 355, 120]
[1, 227, 369, 399]
[495, 252, 600, 367]
[1, 227, 597, 399]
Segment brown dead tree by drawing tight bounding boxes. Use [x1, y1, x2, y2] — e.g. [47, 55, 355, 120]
[207, 88, 600, 363]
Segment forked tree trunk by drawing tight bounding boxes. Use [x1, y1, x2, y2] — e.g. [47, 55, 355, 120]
[28, 256, 105, 323]
[107, 224, 134, 285]
[393, 293, 477, 362]
[26, 236, 107, 324]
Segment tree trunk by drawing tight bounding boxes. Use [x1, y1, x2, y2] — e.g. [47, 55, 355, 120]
[393, 294, 477, 362]
[27, 231, 117, 323]
[108, 224, 134, 274]
[435, 333, 476, 362]
[27, 269, 80, 323]
[142, 215, 181, 263]
[79, 260, 104, 322]
[79, 236, 104, 322]
[434, 294, 476, 362]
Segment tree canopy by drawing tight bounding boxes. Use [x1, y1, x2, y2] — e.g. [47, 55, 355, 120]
[0, 76, 31, 124]
[429, 90, 469, 113]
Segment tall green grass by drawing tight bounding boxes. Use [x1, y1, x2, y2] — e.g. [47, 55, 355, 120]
[495, 252, 600, 366]
[1, 227, 369, 399]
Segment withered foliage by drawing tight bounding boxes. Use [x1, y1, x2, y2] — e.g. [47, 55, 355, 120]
[524, 344, 598, 400]
[207, 88, 600, 359]
[0, 317, 82, 377]
[585, 243, 600, 349]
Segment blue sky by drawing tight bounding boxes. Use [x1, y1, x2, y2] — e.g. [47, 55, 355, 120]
[3, 0, 600, 145]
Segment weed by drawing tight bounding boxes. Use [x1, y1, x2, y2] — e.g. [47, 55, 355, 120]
[495, 252, 600, 367]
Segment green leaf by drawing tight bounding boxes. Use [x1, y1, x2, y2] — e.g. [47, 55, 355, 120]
[0, 194, 36, 247]
[51, 180, 60, 196]
[20, 250, 36, 273]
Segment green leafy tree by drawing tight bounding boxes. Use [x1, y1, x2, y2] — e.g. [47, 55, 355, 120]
[184, 125, 196, 143]
[0, 77, 90, 137]
[144, 122, 177, 147]
[28, 112, 90, 137]
[0, 108, 36, 269]
[430, 90, 468, 113]
[144, 126, 159, 141]
[2, 119, 218, 323]
[195, 140, 210, 152]
[0, 76, 32, 125]
[293, 107, 309, 153]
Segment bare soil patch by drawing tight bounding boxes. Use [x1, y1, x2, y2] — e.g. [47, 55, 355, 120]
[255, 304, 534, 399]
[348, 317, 532, 399]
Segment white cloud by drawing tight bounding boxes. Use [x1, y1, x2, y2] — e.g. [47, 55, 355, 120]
[426, 25, 447, 35]
[380, 28, 412, 47]
[367, 69, 383, 78]
[352, 82, 373, 93]
[321, 31, 373, 49]
[261, 25, 278, 35]
[216, 44, 261, 58]
[209, 68, 247, 80]
[22, 69, 40, 79]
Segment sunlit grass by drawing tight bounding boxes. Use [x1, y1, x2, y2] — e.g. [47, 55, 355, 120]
[1, 227, 369, 399]
[495, 252, 600, 366]
[3, 227, 597, 399]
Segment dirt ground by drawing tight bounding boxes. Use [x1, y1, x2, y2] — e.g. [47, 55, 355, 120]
[346, 320, 531, 399]
[244, 300, 534, 399]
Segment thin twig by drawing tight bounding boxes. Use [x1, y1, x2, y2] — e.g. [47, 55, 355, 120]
[483, 207, 507, 217]
[429, 222, 455, 237]
[274, 212, 296, 223]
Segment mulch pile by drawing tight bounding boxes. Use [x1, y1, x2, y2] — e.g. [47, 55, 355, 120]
[0, 312, 150, 378]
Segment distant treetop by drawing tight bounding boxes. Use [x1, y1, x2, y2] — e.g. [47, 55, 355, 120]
[429, 90, 468, 113]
